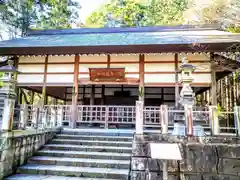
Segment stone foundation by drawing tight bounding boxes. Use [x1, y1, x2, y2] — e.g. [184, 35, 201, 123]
[0, 128, 61, 179]
[131, 134, 240, 180]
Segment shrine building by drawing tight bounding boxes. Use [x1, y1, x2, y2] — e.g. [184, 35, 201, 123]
[0, 25, 239, 128]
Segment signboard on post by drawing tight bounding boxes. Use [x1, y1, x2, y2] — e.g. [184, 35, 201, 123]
[89, 68, 125, 82]
[150, 143, 182, 180]
[150, 143, 182, 160]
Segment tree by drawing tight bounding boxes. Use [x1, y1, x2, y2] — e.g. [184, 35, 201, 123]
[86, 0, 188, 28]
[0, 0, 37, 37]
[36, 0, 80, 29]
[144, 0, 188, 26]
[0, 0, 80, 39]
[86, 0, 147, 28]
[221, 0, 240, 31]
[183, 0, 240, 29]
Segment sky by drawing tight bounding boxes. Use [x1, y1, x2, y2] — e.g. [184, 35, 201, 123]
[77, 0, 108, 23]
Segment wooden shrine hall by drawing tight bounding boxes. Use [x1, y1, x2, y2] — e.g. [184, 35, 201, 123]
[0, 25, 239, 108]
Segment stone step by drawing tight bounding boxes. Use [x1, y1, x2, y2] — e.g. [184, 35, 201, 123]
[43, 144, 132, 153]
[35, 150, 131, 160]
[56, 134, 133, 141]
[28, 156, 130, 169]
[6, 174, 119, 180]
[51, 139, 132, 147]
[61, 129, 133, 137]
[17, 164, 129, 179]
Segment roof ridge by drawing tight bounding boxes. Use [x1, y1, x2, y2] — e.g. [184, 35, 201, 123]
[27, 24, 221, 36]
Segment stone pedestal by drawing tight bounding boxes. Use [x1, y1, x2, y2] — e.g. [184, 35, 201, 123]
[0, 59, 20, 131]
[136, 100, 144, 135]
[1, 98, 15, 131]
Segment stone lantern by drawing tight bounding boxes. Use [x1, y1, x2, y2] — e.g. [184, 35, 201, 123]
[0, 59, 20, 131]
[179, 56, 196, 106]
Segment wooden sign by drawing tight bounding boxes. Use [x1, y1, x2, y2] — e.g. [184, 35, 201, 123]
[89, 68, 125, 82]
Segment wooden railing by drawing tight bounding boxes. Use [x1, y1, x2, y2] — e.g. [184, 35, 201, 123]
[3, 104, 239, 137]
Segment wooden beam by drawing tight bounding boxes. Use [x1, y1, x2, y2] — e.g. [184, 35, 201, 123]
[175, 53, 179, 107]
[41, 56, 48, 106]
[139, 54, 145, 101]
[72, 55, 80, 128]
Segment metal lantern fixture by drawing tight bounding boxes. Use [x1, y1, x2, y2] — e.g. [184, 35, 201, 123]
[179, 56, 196, 106]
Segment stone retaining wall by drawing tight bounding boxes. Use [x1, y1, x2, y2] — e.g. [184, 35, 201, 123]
[0, 128, 61, 179]
[131, 134, 240, 180]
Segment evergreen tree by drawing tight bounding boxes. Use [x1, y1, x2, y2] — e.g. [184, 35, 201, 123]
[36, 0, 80, 29]
[1, 0, 37, 37]
[0, 0, 80, 39]
[86, 0, 147, 28]
[86, 0, 188, 28]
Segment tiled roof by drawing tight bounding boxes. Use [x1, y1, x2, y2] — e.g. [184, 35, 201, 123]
[0, 25, 239, 55]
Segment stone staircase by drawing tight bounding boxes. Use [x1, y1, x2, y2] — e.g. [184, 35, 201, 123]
[7, 129, 133, 180]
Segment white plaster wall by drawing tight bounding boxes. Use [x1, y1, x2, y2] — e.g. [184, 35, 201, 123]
[145, 54, 174, 62]
[192, 74, 211, 83]
[19, 56, 45, 63]
[110, 63, 139, 72]
[125, 74, 139, 79]
[145, 63, 175, 71]
[78, 74, 89, 79]
[48, 55, 75, 63]
[18, 74, 44, 83]
[79, 64, 107, 72]
[18, 64, 45, 73]
[179, 54, 210, 61]
[145, 74, 175, 83]
[80, 55, 107, 62]
[110, 54, 139, 62]
[47, 64, 74, 73]
[46, 74, 74, 83]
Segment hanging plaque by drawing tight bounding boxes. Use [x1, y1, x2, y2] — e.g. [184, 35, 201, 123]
[89, 68, 125, 82]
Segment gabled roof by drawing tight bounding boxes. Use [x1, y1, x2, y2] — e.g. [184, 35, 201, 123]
[0, 25, 239, 56]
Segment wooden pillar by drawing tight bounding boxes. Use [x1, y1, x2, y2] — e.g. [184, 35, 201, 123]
[64, 87, 67, 105]
[161, 88, 164, 103]
[72, 55, 79, 128]
[139, 54, 145, 102]
[30, 91, 35, 105]
[101, 85, 105, 105]
[19, 88, 23, 105]
[82, 85, 86, 105]
[90, 85, 95, 105]
[41, 56, 48, 106]
[14, 57, 19, 104]
[210, 53, 217, 105]
[175, 53, 179, 107]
